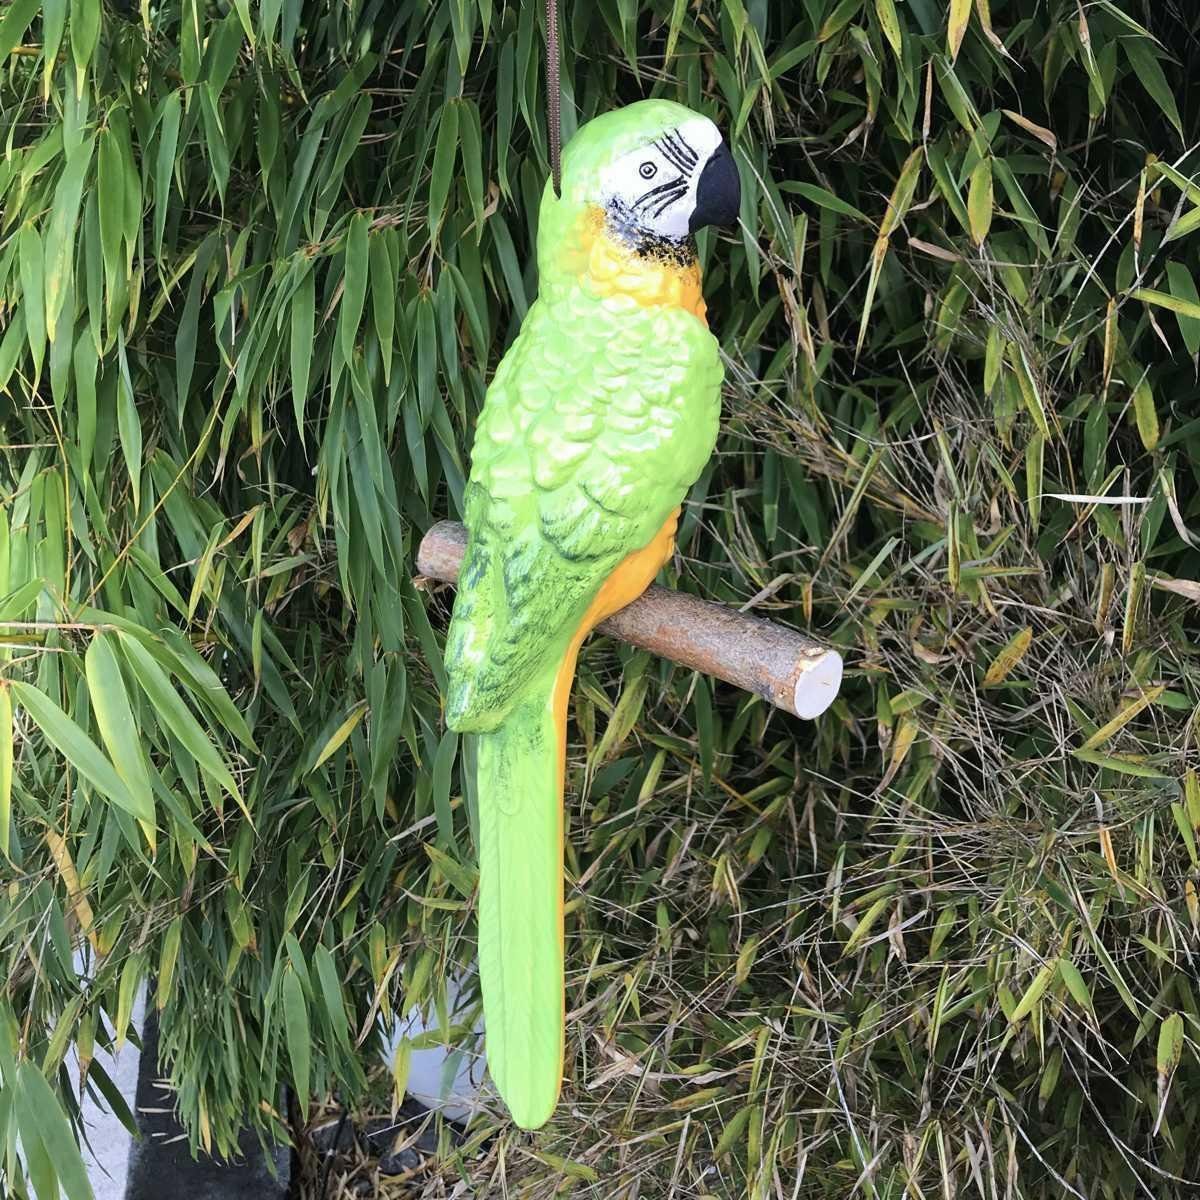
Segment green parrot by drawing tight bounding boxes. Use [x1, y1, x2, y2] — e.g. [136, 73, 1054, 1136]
[444, 99, 740, 1129]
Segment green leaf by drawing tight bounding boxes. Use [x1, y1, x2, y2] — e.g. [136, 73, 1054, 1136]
[1132, 287, 1200, 323]
[115, 950, 146, 1052]
[1130, 376, 1159, 452]
[428, 101, 459, 242]
[282, 966, 311, 1118]
[85, 633, 156, 829]
[118, 632, 243, 809]
[70, 0, 101, 86]
[290, 265, 315, 433]
[782, 181, 871, 224]
[312, 944, 351, 1050]
[18, 1063, 93, 1200]
[157, 916, 183, 1010]
[1164, 263, 1200, 355]
[369, 232, 396, 383]
[11, 680, 151, 821]
[340, 213, 369, 364]
[1057, 958, 1094, 1013]
[1009, 961, 1055, 1024]
[19, 224, 46, 378]
[0, 0, 40, 62]
[0, 685, 12, 857]
[1071, 748, 1167, 779]
[1122, 37, 1182, 139]
[154, 92, 182, 256]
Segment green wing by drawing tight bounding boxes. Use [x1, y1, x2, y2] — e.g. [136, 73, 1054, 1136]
[445, 295, 722, 731]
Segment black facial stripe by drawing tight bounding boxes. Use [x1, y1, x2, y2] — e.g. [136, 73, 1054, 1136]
[649, 184, 688, 217]
[662, 130, 700, 168]
[656, 136, 691, 175]
[632, 174, 687, 212]
[661, 130, 698, 170]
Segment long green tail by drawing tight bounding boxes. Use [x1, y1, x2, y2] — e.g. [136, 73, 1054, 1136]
[474, 685, 564, 1129]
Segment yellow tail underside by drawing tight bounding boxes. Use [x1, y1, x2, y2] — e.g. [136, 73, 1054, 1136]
[552, 508, 680, 793]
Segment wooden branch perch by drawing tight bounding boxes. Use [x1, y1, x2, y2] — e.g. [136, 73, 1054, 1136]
[416, 521, 843, 720]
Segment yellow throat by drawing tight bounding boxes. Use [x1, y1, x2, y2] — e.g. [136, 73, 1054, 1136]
[568, 205, 708, 323]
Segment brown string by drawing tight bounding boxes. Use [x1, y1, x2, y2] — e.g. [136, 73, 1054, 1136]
[545, 0, 562, 197]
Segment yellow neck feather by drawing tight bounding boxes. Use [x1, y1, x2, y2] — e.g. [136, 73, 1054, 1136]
[564, 206, 708, 323]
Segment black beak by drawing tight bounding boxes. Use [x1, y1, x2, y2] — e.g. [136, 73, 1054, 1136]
[689, 142, 740, 234]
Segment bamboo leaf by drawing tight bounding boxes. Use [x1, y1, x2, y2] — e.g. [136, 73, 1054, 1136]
[340, 213, 369, 363]
[0, 0, 40, 61]
[10, 681, 150, 822]
[291, 265, 315, 433]
[1081, 685, 1165, 751]
[0, 686, 12, 857]
[967, 157, 993, 245]
[118, 632, 244, 811]
[309, 702, 368, 772]
[428, 101, 460, 242]
[983, 626, 1032, 685]
[1009, 961, 1055, 1024]
[1058, 958, 1094, 1013]
[875, 0, 902, 56]
[85, 633, 156, 829]
[947, 0, 972, 62]
[1130, 376, 1159, 451]
[18, 1063, 93, 1200]
[282, 966, 311, 1119]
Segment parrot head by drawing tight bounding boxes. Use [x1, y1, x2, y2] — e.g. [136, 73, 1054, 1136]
[541, 100, 740, 315]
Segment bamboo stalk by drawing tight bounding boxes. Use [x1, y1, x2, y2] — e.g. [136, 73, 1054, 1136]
[416, 521, 843, 720]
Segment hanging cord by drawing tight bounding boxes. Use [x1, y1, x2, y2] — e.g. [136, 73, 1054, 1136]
[545, 0, 562, 197]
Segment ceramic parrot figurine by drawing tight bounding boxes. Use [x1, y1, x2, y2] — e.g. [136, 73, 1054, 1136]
[444, 99, 740, 1129]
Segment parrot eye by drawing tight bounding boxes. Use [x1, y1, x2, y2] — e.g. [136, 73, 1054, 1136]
[638, 161, 657, 180]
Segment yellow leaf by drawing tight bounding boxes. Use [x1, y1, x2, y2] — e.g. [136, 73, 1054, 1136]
[1009, 961, 1055, 1024]
[1081, 685, 1165, 751]
[878, 716, 919, 791]
[1102, 297, 1117, 389]
[984, 626, 1033, 685]
[310, 702, 368, 772]
[1132, 287, 1200, 322]
[1131, 377, 1158, 451]
[967, 157, 993, 245]
[1001, 108, 1055, 149]
[973, 0, 999, 47]
[947, 0, 972, 61]
[46, 830, 98, 952]
[875, 0, 902, 55]
[1156, 1012, 1184, 1132]
[1098, 825, 1119, 880]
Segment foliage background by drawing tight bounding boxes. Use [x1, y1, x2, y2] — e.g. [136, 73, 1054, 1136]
[2, 0, 1200, 1195]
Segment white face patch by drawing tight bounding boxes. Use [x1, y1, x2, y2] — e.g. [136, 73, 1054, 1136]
[598, 116, 724, 243]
